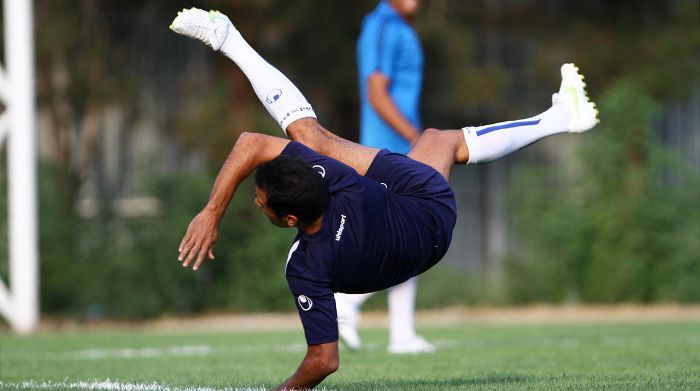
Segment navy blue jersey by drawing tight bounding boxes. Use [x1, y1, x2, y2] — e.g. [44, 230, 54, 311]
[282, 142, 456, 345]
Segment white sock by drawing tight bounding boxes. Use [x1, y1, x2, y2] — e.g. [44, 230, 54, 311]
[388, 277, 418, 345]
[219, 27, 316, 133]
[463, 103, 571, 164]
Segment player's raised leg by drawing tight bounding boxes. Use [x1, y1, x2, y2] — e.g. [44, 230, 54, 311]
[171, 10, 598, 180]
[409, 63, 599, 179]
[171, 8, 380, 175]
[171, 8, 315, 132]
[462, 63, 598, 164]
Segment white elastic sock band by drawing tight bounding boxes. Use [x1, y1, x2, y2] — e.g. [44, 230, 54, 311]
[462, 127, 481, 164]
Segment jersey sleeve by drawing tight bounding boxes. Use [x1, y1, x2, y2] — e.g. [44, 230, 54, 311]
[281, 141, 360, 194]
[287, 274, 338, 345]
[369, 17, 401, 77]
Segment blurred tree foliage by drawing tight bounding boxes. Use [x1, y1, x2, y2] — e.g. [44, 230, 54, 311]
[34, 0, 138, 211]
[39, 167, 296, 318]
[0, 0, 695, 319]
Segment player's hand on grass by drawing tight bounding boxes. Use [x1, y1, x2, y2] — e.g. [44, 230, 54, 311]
[178, 209, 220, 271]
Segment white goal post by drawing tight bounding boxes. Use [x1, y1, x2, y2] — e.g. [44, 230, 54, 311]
[0, 0, 39, 334]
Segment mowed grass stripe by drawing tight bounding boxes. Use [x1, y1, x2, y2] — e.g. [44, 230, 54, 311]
[1, 321, 699, 390]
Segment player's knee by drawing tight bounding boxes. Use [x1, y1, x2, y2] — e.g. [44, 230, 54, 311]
[421, 128, 441, 139]
[238, 131, 262, 145]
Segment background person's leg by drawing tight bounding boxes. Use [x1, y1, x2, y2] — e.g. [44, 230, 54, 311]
[335, 292, 373, 350]
[387, 277, 435, 354]
[387, 277, 435, 353]
[388, 278, 417, 345]
[337, 278, 434, 354]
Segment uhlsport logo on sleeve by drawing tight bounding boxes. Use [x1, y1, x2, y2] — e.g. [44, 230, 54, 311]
[297, 295, 313, 311]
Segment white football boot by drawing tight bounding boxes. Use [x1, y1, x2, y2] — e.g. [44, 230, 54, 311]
[170, 8, 232, 51]
[553, 63, 600, 133]
[388, 335, 436, 354]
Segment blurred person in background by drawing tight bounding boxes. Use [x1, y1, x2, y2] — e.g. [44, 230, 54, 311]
[171, 6, 597, 390]
[335, 0, 432, 354]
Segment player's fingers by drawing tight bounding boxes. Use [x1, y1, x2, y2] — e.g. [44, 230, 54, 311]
[178, 242, 188, 261]
[208, 248, 215, 260]
[178, 232, 192, 253]
[178, 242, 193, 262]
[193, 246, 208, 271]
[183, 241, 200, 267]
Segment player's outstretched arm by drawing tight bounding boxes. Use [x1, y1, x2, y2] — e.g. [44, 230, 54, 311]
[178, 132, 289, 270]
[275, 342, 339, 391]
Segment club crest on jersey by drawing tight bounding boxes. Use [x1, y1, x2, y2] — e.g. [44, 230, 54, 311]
[312, 165, 326, 178]
[297, 295, 313, 311]
[266, 89, 282, 104]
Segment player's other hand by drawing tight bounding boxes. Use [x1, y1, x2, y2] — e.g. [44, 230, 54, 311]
[178, 209, 220, 271]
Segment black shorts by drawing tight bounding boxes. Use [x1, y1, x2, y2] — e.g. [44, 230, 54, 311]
[365, 149, 457, 272]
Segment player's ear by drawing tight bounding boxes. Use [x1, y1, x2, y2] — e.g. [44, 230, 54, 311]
[285, 215, 298, 228]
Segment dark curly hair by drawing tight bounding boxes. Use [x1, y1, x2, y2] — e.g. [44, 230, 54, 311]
[254, 155, 329, 226]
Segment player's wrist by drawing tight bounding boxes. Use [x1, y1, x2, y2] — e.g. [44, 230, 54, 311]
[202, 203, 226, 221]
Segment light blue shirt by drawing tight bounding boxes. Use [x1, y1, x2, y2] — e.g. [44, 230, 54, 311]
[357, 1, 424, 154]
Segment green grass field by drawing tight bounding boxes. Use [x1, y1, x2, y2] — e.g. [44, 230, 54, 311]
[2, 320, 699, 390]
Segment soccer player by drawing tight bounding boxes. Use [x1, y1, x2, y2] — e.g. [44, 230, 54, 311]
[336, 0, 432, 354]
[171, 8, 598, 390]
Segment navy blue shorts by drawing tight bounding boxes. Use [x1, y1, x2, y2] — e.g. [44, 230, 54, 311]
[365, 150, 457, 273]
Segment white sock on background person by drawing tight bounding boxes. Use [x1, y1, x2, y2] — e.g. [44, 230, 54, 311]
[219, 26, 316, 132]
[335, 292, 372, 325]
[388, 277, 418, 345]
[338, 292, 373, 307]
[463, 103, 572, 164]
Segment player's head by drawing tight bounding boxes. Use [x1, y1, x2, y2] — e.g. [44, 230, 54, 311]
[389, 0, 421, 20]
[254, 155, 329, 228]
